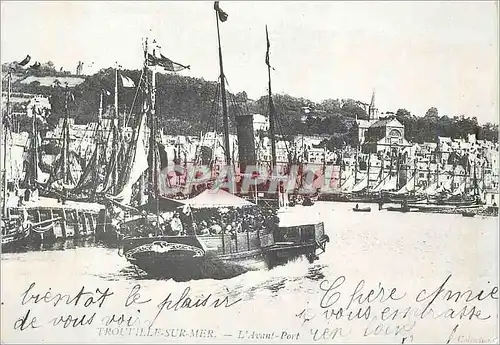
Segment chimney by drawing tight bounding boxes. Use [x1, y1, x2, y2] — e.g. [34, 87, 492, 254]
[235, 113, 256, 174]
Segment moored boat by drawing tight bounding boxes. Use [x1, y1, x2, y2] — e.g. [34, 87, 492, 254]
[386, 205, 419, 213]
[461, 210, 475, 217]
[1, 216, 31, 251]
[386, 206, 410, 212]
[6, 197, 106, 243]
[353, 205, 371, 212]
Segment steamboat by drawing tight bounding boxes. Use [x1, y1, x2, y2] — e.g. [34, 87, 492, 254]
[117, 5, 329, 280]
[120, 191, 328, 280]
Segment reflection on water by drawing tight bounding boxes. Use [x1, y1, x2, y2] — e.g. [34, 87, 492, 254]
[1, 237, 105, 254]
[264, 277, 287, 295]
[305, 264, 327, 281]
[96, 265, 148, 282]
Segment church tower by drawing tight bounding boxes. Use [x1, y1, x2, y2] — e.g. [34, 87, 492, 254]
[368, 89, 378, 120]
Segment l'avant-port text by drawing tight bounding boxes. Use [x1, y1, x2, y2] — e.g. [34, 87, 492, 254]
[237, 330, 300, 341]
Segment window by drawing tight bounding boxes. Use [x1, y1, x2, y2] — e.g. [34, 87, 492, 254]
[389, 129, 401, 137]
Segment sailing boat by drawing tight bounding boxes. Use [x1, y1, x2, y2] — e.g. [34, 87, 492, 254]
[317, 152, 353, 202]
[388, 157, 426, 203]
[436, 159, 480, 206]
[1, 68, 32, 249]
[2, 67, 106, 249]
[119, 6, 329, 280]
[346, 157, 374, 203]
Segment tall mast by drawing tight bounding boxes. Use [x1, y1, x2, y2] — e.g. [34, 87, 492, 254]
[481, 159, 486, 192]
[62, 86, 71, 185]
[32, 106, 39, 184]
[366, 153, 371, 191]
[112, 64, 120, 193]
[322, 146, 326, 174]
[451, 164, 455, 193]
[115, 63, 119, 129]
[463, 155, 469, 195]
[59, 84, 71, 201]
[99, 91, 103, 119]
[1, 71, 11, 217]
[338, 151, 343, 190]
[354, 143, 359, 183]
[92, 91, 104, 198]
[138, 81, 147, 205]
[266, 25, 277, 171]
[152, 68, 160, 227]
[436, 157, 440, 187]
[413, 158, 417, 194]
[145, 37, 160, 226]
[427, 156, 431, 187]
[395, 150, 400, 189]
[215, 4, 231, 167]
[473, 158, 478, 198]
[435, 147, 440, 186]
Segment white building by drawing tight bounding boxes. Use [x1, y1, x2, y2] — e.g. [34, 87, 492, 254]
[252, 114, 269, 132]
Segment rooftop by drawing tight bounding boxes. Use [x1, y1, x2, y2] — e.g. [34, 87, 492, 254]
[370, 118, 403, 128]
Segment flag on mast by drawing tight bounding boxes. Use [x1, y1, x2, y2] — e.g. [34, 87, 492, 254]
[17, 55, 31, 66]
[146, 53, 190, 72]
[214, 1, 228, 22]
[146, 51, 190, 72]
[120, 74, 136, 88]
[265, 25, 270, 67]
[146, 38, 190, 72]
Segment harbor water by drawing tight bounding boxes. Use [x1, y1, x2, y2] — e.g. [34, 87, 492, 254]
[1, 201, 498, 344]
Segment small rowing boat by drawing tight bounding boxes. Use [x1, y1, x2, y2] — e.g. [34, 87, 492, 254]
[353, 206, 371, 212]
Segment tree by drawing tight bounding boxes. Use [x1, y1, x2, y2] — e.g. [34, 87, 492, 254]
[319, 98, 341, 113]
[320, 136, 344, 151]
[424, 107, 439, 119]
[395, 108, 411, 118]
[340, 99, 368, 119]
[235, 91, 248, 103]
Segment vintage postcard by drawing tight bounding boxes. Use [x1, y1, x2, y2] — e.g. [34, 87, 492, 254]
[1, 1, 498, 344]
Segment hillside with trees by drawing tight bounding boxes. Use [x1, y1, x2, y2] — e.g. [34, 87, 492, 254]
[4, 65, 498, 146]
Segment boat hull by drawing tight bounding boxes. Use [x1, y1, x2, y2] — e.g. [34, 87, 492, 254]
[122, 234, 322, 281]
[1, 224, 31, 252]
[353, 207, 371, 212]
[386, 206, 416, 213]
[388, 196, 426, 203]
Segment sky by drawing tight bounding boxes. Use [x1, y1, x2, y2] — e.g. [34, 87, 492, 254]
[1, 1, 498, 124]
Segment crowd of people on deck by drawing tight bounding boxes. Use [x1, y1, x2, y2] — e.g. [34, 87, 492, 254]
[192, 206, 279, 237]
[121, 205, 280, 238]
